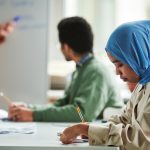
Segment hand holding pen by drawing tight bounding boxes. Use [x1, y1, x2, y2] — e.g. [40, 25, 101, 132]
[0, 16, 21, 44]
[59, 123, 89, 144]
[0, 92, 32, 122]
[59, 105, 89, 144]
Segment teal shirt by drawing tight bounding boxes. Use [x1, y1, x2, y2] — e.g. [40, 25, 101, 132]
[31, 56, 123, 122]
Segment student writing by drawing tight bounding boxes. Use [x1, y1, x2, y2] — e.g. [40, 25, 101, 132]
[60, 20, 150, 150]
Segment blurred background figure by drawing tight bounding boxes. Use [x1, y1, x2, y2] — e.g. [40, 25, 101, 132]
[0, 22, 15, 44]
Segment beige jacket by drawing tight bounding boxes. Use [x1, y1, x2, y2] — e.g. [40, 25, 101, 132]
[88, 82, 150, 150]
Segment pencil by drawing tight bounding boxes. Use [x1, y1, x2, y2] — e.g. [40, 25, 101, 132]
[76, 106, 85, 123]
[0, 92, 12, 105]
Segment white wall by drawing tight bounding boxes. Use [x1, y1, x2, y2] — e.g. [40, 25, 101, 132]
[0, 0, 49, 109]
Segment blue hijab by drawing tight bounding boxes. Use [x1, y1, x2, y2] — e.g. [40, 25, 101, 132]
[105, 20, 150, 85]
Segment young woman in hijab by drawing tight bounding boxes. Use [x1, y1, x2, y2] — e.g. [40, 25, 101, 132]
[59, 20, 150, 150]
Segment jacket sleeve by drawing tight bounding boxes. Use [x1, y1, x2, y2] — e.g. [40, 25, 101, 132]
[88, 100, 132, 146]
[88, 95, 150, 149]
[32, 71, 110, 122]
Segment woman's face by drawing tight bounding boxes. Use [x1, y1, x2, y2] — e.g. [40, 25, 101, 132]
[107, 52, 140, 83]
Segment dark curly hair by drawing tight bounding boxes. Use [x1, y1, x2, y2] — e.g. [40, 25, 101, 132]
[57, 16, 93, 54]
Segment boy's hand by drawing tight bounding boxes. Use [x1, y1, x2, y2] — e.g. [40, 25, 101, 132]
[8, 103, 33, 122]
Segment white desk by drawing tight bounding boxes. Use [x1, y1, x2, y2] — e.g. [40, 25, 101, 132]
[0, 122, 119, 150]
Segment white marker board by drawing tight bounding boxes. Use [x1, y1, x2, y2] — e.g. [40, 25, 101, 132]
[0, 0, 49, 109]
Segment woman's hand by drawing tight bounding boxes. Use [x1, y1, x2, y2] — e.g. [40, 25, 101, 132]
[60, 123, 89, 144]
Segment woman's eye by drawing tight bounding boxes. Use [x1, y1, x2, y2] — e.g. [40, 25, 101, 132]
[118, 63, 123, 67]
[116, 63, 123, 68]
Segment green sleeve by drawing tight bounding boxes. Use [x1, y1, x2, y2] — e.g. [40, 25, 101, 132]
[33, 104, 81, 122]
[32, 71, 108, 122]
